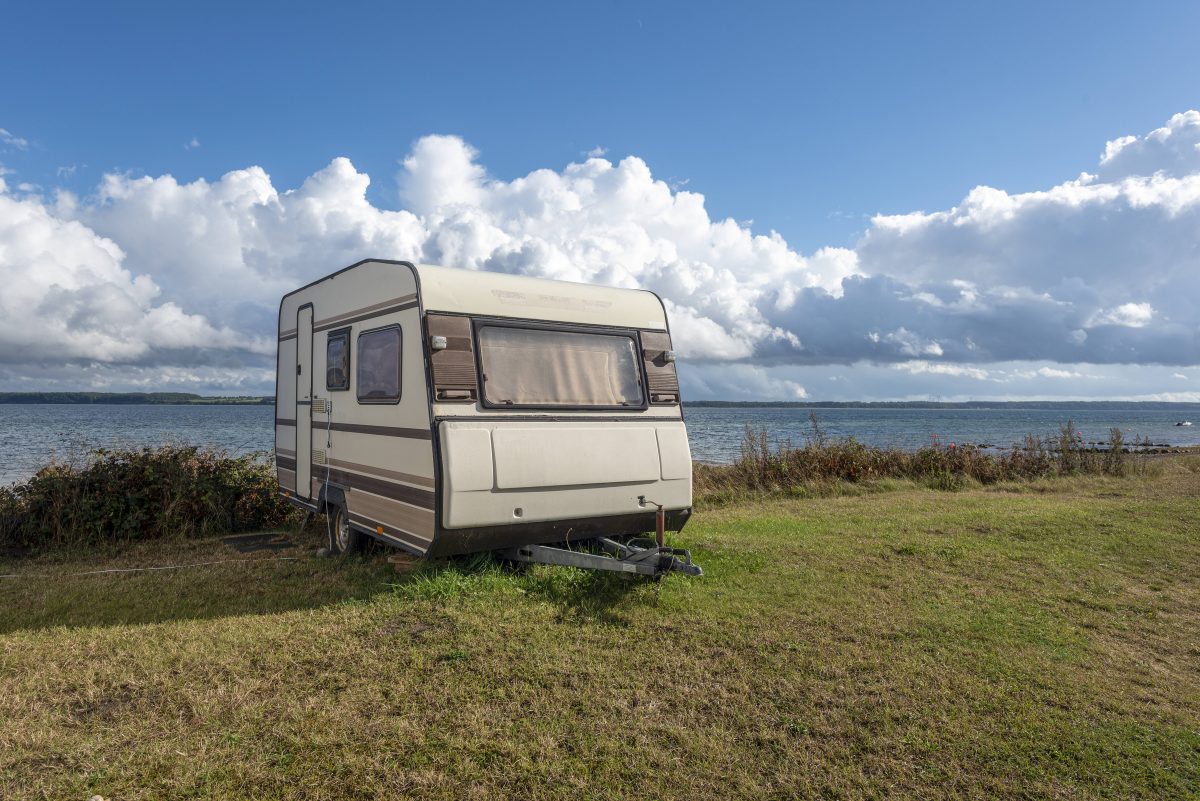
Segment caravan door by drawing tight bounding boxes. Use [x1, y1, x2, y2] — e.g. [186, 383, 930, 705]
[295, 305, 314, 500]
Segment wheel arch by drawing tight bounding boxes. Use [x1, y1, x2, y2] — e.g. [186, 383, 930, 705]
[317, 483, 347, 515]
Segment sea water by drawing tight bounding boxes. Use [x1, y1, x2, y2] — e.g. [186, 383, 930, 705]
[1, 403, 1198, 484]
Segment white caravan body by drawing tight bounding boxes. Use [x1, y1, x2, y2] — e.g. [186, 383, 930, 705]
[275, 259, 692, 556]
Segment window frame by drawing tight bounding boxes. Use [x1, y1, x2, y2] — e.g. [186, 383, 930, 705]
[472, 318, 649, 412]
[325, 327, 352, 391]
[355, 323, 403, 405]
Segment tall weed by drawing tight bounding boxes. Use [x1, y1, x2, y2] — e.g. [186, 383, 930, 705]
[695, 419, 1137, 505]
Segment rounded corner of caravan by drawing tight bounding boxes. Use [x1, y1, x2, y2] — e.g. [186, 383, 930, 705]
[273, 259, 696, 575]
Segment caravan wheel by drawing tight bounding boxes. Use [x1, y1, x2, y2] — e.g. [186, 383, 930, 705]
[328, 503, 364, 555]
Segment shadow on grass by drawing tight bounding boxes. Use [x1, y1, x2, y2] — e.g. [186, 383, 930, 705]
[390, 551, 649, 626]
[2, 538, 657, 635]
[521, 565, 650, 626]
[0, 546, 398, 635]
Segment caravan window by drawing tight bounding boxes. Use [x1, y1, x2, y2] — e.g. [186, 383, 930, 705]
[356, 326, 401, 403]
[477, 325, 645, 409]
[326, 328, 350, 391]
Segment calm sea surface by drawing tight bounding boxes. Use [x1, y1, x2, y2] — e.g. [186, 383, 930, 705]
[1, 403, 1199, 484]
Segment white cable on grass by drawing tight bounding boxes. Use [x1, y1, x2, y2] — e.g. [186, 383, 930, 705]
[0, 556, 301, 580]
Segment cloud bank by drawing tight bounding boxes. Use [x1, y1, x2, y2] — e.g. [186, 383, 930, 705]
[0, 111, 1198, 398]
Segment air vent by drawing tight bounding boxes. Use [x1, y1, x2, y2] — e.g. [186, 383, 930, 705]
[312, 398, 328, 414]
[313, 449, 326, 465]
[641, 331, 680, 405]
[428, 314, 478, 402]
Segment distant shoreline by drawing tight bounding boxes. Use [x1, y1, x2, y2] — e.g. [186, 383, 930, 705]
[0, 393, 272, 406]
[0, 392, 1197, 410]
[685, 400, 1200, 410]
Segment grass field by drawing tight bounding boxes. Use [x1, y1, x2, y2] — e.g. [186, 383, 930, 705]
[2, 461, 1199, 800]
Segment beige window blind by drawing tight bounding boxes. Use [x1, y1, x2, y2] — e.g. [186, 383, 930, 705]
[478, 326, 643, 408]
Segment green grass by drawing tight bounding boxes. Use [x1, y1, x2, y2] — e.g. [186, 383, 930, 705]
[2, 464, 1198, 799]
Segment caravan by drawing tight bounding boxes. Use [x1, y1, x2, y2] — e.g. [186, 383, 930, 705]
[275, 259, 699, 576]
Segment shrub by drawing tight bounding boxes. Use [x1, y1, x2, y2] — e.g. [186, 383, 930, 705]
[0, 445, 302, 553]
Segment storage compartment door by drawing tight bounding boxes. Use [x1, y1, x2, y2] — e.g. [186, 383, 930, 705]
[439, 420, 692, 529]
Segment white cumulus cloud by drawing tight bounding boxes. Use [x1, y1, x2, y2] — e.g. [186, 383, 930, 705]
[1, 112, 1199, 395]
[0, 190, 262, 371]
[1097, 110, 1200, 180]
[894, 361, 992, 381]
[1086, 302, 1155, 329]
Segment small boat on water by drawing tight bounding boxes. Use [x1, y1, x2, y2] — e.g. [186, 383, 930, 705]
[1176, 421, 1193, 427]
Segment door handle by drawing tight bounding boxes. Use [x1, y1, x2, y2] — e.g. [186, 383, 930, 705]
[297, 364, 302, 375]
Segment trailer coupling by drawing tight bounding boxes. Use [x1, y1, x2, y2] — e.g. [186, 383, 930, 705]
[499, 536, 703, 578]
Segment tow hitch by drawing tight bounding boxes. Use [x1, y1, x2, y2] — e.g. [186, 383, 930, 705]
[499, 536, 703, 578]
[498, 499, 701, 578]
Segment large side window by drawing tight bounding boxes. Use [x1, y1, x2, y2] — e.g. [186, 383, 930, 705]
[356, 326, 402, 403]
[477, 324, 645, 409]
[326, 328, 350, 391]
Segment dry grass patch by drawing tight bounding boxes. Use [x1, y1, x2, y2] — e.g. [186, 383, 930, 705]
[2, 465, 1198, 799]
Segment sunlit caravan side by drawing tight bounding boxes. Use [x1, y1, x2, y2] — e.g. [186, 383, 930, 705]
[275, 259, 699, 576]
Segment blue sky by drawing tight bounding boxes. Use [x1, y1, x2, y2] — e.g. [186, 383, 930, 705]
[2, 1, 1199, 400]
[6, 1, 1199, 248]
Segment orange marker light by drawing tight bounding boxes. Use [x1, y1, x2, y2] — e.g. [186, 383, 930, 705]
[377, 526, 384, 534]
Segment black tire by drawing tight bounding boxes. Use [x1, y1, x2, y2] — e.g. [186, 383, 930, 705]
[327, 503, 364, 555]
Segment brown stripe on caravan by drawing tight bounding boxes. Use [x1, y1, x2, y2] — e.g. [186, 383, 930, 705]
[326, 457, 435, 488]
[277, 468, 296, 487]
[312, 293, 418, 330]
[276, 455, 297, 471]
[349, 513, 430, 553]
[275, 448, 296, 458]
[313, 299, 419, 333]
[279, 328, 297, 341]
[347, 491, 435, 543]
[328, 422, 432, 440]
[316, 464, 436, 510]
[276, 418, 296, 427]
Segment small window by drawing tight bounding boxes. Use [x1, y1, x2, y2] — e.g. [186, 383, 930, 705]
[326, 329, 350, 391]
[357, 326, 402, 403]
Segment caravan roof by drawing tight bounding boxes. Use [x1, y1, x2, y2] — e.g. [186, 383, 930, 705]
[412, 264, 669, 330]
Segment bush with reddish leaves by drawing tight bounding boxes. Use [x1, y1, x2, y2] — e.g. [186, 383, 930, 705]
[0, 446, 301, 553]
